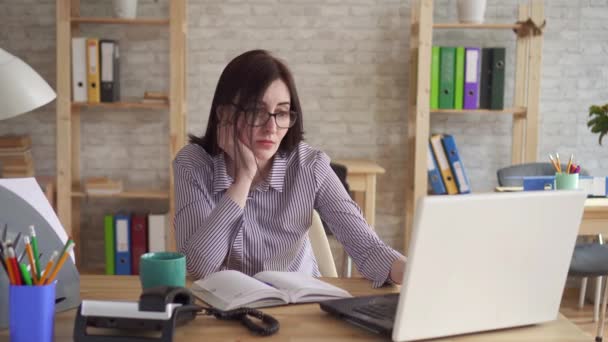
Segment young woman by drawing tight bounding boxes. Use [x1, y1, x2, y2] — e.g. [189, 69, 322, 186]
[174, 50, 405, 287]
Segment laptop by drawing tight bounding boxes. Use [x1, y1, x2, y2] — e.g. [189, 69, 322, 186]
[320, 191, 587, 341]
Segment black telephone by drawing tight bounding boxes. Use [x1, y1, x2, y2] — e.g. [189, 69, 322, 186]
[73, 286, 201, 342]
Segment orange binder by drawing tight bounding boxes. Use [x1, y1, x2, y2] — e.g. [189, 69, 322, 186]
[86, 38, 100, 103]
[429, 134, 458, 195]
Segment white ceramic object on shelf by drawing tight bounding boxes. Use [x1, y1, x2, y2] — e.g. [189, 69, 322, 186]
[113, 0, 138, 19]
[457, 0, 487, 24]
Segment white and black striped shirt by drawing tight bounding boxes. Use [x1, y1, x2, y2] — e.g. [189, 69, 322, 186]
[173, 141, 403, 287]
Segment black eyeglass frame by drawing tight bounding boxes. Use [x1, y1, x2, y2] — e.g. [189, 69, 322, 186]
[231, 103, 298, 128]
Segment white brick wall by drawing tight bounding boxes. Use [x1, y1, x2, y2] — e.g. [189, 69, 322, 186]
[2, 0, 608, 270]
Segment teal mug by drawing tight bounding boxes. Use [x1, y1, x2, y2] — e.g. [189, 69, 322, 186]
[139, 252, 186, 289]
[554, 173, 579, 190]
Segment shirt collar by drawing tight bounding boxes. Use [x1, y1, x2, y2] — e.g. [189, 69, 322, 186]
[211, 151, 288, 193]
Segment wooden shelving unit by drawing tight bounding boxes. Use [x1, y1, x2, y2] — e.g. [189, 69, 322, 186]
[404, 0, 544, 253]
[55, 0, 187, 265]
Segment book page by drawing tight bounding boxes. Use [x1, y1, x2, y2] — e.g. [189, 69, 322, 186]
[191, 270, 289, 310]
[254, 271, 351, 303]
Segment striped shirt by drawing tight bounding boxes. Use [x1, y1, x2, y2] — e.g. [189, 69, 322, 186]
[173, 141, 403, 287]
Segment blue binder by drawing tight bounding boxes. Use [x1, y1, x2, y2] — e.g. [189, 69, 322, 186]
[114, 214, 132, 275]
[427, 142, 447, 195]
[441, 135, 471, 194]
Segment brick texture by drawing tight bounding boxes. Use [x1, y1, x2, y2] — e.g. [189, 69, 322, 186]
[1, 0, 608, 270]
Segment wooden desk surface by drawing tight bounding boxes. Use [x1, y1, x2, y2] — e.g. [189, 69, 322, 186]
[334, 159, 386, 175]
[3, 275, 589, 342]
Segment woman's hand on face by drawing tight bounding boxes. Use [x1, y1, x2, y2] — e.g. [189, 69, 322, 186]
[218, 123, 258, 182]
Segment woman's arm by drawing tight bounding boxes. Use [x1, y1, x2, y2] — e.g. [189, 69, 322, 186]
[173, 160, 248, 279]
[313, 152, 405, 287]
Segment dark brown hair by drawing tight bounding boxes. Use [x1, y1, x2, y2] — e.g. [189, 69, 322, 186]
[190, 50, 304, 155]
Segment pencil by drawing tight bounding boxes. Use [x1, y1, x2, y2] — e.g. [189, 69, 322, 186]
[7, 244, 22, 286]
[23, 236, 38, 284]
[38, 251, 58, 286]
[29, 226, 42, 280]
[3, 242, 15, 285]
[556, 153, 562, 173]
[566, 154, 573, 175]
[45, 243, 74, 285]
[549, 154, 560, 173]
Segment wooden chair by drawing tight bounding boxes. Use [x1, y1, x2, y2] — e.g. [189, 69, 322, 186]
[308, 210, 338, 277]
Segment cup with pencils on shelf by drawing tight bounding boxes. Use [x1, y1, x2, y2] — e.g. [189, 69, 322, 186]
[1, 224, 74, 342]
[550, 153, 581, 190]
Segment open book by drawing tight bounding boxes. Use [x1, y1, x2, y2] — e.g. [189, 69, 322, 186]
[191, 270, 351, 311]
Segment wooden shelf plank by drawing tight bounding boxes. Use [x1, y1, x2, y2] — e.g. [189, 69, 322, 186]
[71, 17, 169, 25]
[72, 189, 169, 199]
[72, 101, 169, 110]
[431, 107, 527, 116]
[433, 23, 521, 30]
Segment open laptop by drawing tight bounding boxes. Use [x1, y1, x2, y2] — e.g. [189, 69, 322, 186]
[320, 191, 587, 341]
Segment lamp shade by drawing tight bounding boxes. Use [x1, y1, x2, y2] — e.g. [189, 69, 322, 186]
[0, 48, 56, 120]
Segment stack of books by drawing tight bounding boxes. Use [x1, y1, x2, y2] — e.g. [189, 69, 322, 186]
[84, 177, 123, 195]
[0, 135, 34, 178]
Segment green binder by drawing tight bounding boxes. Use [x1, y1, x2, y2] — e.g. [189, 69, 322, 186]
[104, 214, 115, 275]
[430, 46, 440, 110]
[490, 47, 506, 110]
[439, 47, 456, 109]
[454, 47, 465, 110]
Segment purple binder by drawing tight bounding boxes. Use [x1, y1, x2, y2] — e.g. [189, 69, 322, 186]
[463, 47, 481, 110]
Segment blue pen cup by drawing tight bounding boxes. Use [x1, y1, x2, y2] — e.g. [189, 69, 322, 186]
[9, 282, 56, 342]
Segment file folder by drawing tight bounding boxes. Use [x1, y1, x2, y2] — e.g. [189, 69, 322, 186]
[463, 47, 480, 110]
[430, 134, 458, 194]
[114, 214, 131, 275]
[454, 47, 465, 110]
[100, 40, 120, 102]
[427, 142, 447, 195]
[130, 214, 148, 275]
[441, 134, 471, 194]
[490, 47, 506, 110]
[430, 46, 440, 110]
[479, 48, 493, 109]
[71, 37, 88, 102]
[86, 38, 100, 103]
[148, 214, 167, 252]
[439, 47, 456, 109]
[104, 215, 115, 275]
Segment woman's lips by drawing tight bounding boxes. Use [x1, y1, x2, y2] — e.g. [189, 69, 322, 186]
[256, 140, 275, 148]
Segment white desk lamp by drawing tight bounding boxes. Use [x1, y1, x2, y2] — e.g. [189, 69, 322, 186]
[0, 48, 56, 119]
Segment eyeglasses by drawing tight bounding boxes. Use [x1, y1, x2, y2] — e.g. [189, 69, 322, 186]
[232, 103, 298, 128]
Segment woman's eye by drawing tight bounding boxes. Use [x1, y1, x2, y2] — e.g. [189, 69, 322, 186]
[277, 111, 289, 117]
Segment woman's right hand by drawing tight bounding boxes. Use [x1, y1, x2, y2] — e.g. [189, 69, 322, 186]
[217, 123, 257, 182]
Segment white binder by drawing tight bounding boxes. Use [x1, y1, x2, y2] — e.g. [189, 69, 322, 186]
[71, 37, 88, 102]
[148, 213, 167, 252]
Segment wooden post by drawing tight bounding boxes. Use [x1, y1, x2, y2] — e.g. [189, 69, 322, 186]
[169, 0, 187, 252]
[524, 0, 544, 162]
[511, 4, 530, 165]
[404, 0, 433, 254]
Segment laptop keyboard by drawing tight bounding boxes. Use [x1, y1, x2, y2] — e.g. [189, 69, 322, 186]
[353, 300, 398, 321]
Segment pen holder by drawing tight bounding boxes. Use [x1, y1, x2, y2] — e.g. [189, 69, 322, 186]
[9, 282, 56, 342]
[554, 173, 579, 190]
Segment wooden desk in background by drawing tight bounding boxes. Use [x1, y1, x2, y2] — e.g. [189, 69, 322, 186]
[579, 198, 608, 236]
[333, 159, 385, 228]
[10, 275, 590, 341]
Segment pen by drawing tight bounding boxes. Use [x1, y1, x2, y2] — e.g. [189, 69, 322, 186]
[38, 251, 58, 285]
[45, 243, 74, 285]
[30, 226, 42, 280]
[23, 236, 38, 284]
[1, 223, 6, 242]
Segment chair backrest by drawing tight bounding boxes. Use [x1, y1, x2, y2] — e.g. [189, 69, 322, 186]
[497, 162, 590, 186]
[308, 210, 338, 277]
